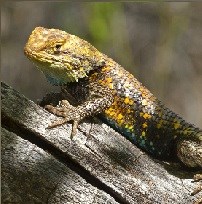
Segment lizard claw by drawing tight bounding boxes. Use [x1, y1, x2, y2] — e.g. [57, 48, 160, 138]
[46, 118, 69, 129]
[46, 118, 79, 139]
[45, 100, 81, 139]
[71, 120, 79, 139]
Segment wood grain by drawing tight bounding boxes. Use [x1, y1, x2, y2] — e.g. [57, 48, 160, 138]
[1, 82, 201, 204]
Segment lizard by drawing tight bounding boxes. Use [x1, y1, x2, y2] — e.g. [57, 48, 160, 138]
[24, 27, 202, 175]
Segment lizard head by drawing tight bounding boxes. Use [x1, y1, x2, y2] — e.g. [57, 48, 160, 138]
[24, 27, 105, 85]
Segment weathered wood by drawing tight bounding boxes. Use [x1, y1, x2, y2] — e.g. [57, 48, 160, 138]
[1, 82, 201, 203]
[1, 128, 117, 204]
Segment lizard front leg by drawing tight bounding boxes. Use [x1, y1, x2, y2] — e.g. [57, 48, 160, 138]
[45, 82, 114, 138]
[45, 100, 80, 138]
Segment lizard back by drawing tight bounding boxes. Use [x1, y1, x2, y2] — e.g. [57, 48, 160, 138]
[87, 57, 202, 159]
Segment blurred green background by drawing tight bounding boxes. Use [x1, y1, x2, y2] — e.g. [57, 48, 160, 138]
[1, 2, 202, 128]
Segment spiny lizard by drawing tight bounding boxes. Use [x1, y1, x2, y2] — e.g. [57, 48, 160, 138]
[24, 27, 202, 170]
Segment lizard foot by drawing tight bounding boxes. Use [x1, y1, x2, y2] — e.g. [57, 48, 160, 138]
[45, 100, 81, 139]
[191, 174, 202, 196]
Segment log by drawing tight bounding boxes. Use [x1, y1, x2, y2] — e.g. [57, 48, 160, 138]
[1, 128, 118, 204]
[1, 82, 201, 204]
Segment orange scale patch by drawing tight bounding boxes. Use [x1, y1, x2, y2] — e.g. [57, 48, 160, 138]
[129, 100, 134, 105]
[108, 83, 113, 89]
[105, 107, 116, 117]
[117, 119, 124, 125]
[117, 113, 123, 120]
[142, 122, 148, 128]
[106, 77, 113, 83]
[98, 79, 104, 85]
[124, 97, 130, 104]
[143, 113, 151, 119]
[101, 66, 111, 72]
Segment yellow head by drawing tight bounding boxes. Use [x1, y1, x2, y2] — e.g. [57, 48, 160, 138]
[24, 27, 105, 84]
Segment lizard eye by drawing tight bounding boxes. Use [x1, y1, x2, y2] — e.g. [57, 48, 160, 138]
[54, 44, 62, 54]
[55, 44, 61, 49]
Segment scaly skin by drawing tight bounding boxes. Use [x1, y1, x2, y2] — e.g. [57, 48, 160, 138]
[24, 27, 202, 169]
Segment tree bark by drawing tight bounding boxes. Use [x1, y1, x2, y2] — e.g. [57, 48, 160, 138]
[1, 82, 201, 204]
